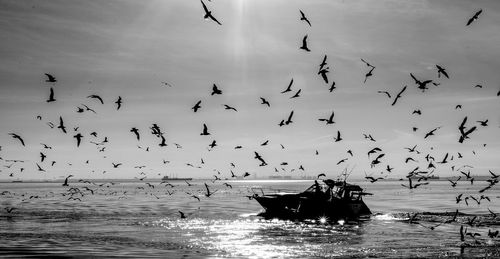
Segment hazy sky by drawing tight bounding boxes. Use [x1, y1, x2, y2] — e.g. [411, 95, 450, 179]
[0, 0, 499, 180]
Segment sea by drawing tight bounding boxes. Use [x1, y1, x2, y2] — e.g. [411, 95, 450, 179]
[0, 179, 499, 258]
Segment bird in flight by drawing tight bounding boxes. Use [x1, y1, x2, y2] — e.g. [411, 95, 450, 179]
[44, 73, 57, 83]
[223, 104, 237, 112]
[73, 133, 83, 147]
[281, 79, 293, 94]
[200, 124, 210, 135]
[204, 183, 217, 197]
[436, 65, 449, 79]
[57, 116, 67, 134]
[192, 100, 202, 112]
[200, 0, 222, 25]
[130, 127, 140, 141]
[211, 84, 222, 95]
[46, 87, 56, 102]
[87, 94, 104, 104]
[290, 89, 301, 99]
[300, 35, 311, 52]
[115, 96, 122, 110]
[9, 133, 25, 146]
[466, 9, 483, 26]
[424, 126, 441, 139]
[391, 85, 407, 106]
[62, 174, 74, 186]
[363, 67, 375, 83]
[318, 111, 335, 124]
[410, 73, 433, 92]
[285, 110, 294, 125]
[299, 10, 311, 26]
[254, 152, 267, 166]
[333, 130, 342, 142]
[260, 97, 270, 107]
[377, 91, 391, 98]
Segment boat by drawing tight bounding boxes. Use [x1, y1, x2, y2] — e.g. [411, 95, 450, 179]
[252, 179, 372, 221]
[161, 175, 193, 181]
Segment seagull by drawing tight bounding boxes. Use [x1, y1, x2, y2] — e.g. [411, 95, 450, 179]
[281, 79, 293, 94]
[285, 110, 294, 125]
[62, 174, 74, 186]
[209, 140, 217, 149]
[9, 133, 25, 146]
[36, 163, 45, 172]
[46, 87, 56, 102]
[254, 152, 267, 166]
[361, 58, 376, 68]
[40, 152, 46, 162]
[391, 85, 407, 106]
[319, 55, 327, 70]
[200, 124, 210, 135]
[130, 127, 140, 140]
[466, 9, 483, 26]
[261, 140, 269, 146]
[377, 91, 391, 98]
[410, 73, 433, 92]
[192, 100, 202, 112]
[178, 210, 186, 219]
[328, 81, 336, 92]
[82, 104, 96, 114]
[299, 10, 311, 26]
[44, 73, 57, 83]
[477, 119, 488, 126]
[73, 133, 83, 147]
[290, 89, 301, 99]
[436, 65, 449, 79]
[87, 94, 104, 104]
[333, 130, 342, 142]
[223, 104, 237, 111]
[260, 97, 270, 107]
[204, 183, 217, 197]
[112, 163, 122, 168]
[318, 67, 329, 84]
[424, 127, 441, 139]
[200, 0, 222, 25]
[57, 116, 67, 133]
[318, 111, 335, 124]
[211, 84, 222, 95]
[115, 96, 122, 110]
[363, 67, 375, 83]
[300, 35, 311, 52]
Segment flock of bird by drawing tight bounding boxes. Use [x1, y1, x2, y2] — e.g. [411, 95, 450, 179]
[1, 2, 499, 252]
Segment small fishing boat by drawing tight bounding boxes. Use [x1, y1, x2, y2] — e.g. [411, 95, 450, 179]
[253, 179, 372, 221]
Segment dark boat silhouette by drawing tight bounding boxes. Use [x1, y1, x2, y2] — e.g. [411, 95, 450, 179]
[253, 179, 372, 221]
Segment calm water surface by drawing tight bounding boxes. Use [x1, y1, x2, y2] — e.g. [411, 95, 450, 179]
[1, 180, 499, 258]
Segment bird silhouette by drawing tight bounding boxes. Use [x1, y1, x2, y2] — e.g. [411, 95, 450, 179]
[261, 140, 269, 146]
[401, 177, 429, 189]
[159, 135, 167, 147]
[82, 104, 97, 114]
[333, 130, 342, 142]
[424, 127, 441, 139]
[57, 116, 67, 133]
[112, 163, 122, 168]
[318, 67, 329, 84]
[178, 210, 186, 218]
[285, 110, 294, 125]
[209, 140, 217, 149]
[299, 10, 311, 26]
[391, 85, 407, 106]
[200, 124, 210, 135]
[300, 35, 311, 52]
[192, 100, 202, 112]
[200, 0, 222, 25]
[223, 104, 237, 111]
[410, 73, 433, 92]
[44, 73, 57, 83]
[36, 163, 45, 172]
[477, 119, 488, 126]
[466, 9, 482, 26]
[260, 97, 270, 107]
[328, 81, 336, 92]
[130, 127, 140, 140]
[254, 152, 267, 166]
[361, 58, 376, 69]
[211, 84, 222, 95]
[377, 91, 391, 98]
[281, 79, 293, 94]
[363, 67, 375, 83]
[204, 183, 217, 197]
[62, 174, 74, 186]
[87, 94, 104, 104]
[9, 133, 25, 146]
[73, 133, 83, 147]
[115, 96, 122, 110]
[40, 152, 46, 162]
[46, 87, 56, 102]
[318, 111, 335, 124]
[290, 89, 301, 99]
[412, 109, 422, 115]
[319, 55, 328, 70]
[436, 65, 449, 78]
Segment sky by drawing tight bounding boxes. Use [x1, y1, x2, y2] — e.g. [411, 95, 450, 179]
[0, 0, 499, 181]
